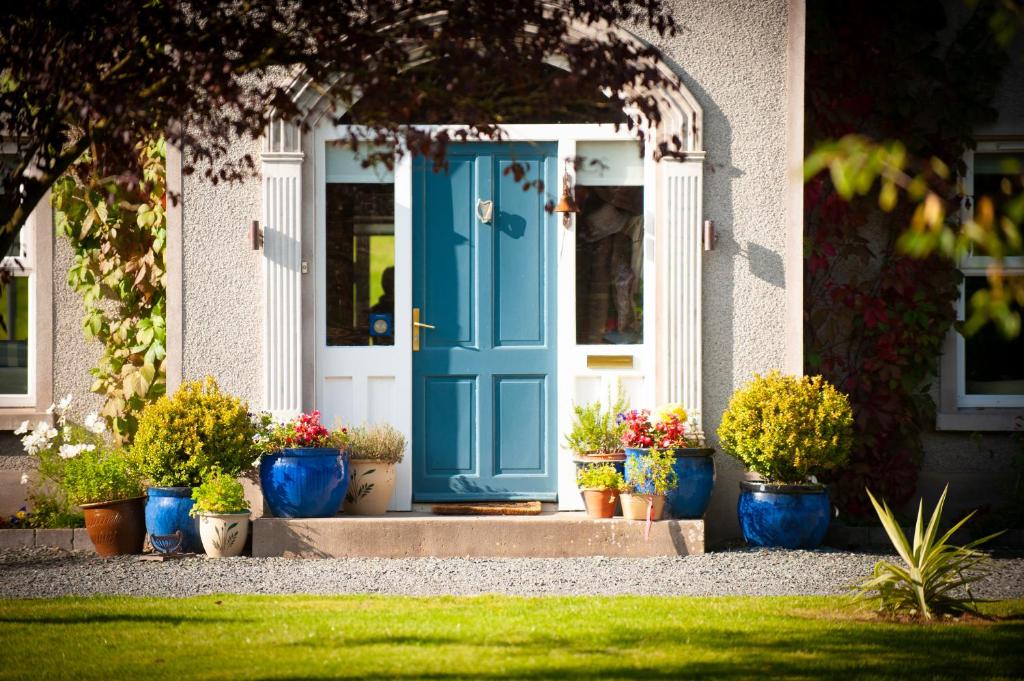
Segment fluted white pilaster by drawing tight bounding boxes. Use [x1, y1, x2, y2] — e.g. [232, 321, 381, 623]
[660, 155, 704, 423]
[262, 151, 304, 419]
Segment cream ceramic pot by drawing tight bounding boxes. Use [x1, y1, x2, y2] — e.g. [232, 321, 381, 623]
[343, 460, 397, 515]
[197, 512, 250, 558]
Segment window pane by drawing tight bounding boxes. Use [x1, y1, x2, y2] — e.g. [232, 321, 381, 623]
[973, 152, 1024, 256]
[575, 185, 644, 344]
[964, 276, 1024, 396]
[325, 183, 395, 346]
[0, 276, 29, 394]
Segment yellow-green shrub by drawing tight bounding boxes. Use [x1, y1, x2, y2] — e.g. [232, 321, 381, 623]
[129, 377, 255, 487]
[717, 371, 853, 484]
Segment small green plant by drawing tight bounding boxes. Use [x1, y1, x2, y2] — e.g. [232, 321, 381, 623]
[623, 449, 678, 495]
[130, 377, 256, 487]
[348, 423, 407, 464]
[576, 463, 625, 490]
[61, 449, 143, 505]
[564, 389, 629, 455]
[717, 371, 854, 484]
[851, 486, 1003, 620]
[190, 469, 249, 516]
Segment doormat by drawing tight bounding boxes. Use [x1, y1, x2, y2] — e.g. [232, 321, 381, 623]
[430, 501, 543, 516]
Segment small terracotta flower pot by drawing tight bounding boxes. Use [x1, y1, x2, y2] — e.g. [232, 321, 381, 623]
[80, 496, 146, 557]
[581, 488, 619, 519]
[620, 493, 665, 521]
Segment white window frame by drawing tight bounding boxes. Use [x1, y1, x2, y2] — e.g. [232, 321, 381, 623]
[939, 139, 1024, 428]
[0, 179, 37, 408]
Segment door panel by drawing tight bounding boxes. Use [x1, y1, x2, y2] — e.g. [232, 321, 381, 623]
[413, 143, 557, 501]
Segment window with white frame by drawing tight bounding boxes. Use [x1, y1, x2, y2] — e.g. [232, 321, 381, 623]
[0, 194, 35, 406]
[956, 141, 1024, 408]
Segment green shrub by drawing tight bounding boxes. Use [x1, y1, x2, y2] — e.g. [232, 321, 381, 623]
[348, 423, 407, 463]
[61, 448, 143, 505]
[576, 463, 624, 490]
[130, 377, 255, 487]
[717, 371, 853, 484]
[564, 390, 629, 455]
[190, 468, 249, 516]
[623, 449, 678, 495]
[852, 486, 1002, 620]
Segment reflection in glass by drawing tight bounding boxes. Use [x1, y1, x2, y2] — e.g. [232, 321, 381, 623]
[325, 183, 395, 346]
[0, 276, 29, 394]
[973, 153, 1023, 256]
[964, 276, 1024, 395]
[575, 186, 644, 344]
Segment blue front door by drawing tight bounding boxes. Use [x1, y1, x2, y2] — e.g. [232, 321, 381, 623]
[412, 143, 558, 501]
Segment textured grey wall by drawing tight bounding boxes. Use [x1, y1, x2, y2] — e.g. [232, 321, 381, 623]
[52, 232, 104, 416]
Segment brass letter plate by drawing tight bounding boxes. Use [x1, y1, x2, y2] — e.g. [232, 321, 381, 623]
[586, 354, 634, 369]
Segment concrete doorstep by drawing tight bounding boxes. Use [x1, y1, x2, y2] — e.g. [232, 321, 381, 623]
[252, 512, 705, 559]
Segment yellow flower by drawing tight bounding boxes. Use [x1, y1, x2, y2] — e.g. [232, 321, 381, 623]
[653, 402, 687, 425]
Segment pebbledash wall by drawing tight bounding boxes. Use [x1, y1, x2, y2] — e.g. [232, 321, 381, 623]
[3, 0, 1016, 542]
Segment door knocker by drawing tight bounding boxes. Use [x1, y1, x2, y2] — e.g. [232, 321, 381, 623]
[476, 199, 494, 224]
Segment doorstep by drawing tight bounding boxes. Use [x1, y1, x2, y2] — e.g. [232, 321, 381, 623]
[252, 512, 704, 558]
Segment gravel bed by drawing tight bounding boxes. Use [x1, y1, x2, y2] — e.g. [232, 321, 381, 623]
[2, 547, 1023, 599]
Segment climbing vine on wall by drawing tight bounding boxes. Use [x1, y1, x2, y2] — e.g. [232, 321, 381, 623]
[51, 139, 167, 443]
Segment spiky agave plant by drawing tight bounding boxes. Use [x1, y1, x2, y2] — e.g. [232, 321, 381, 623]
[852, 485, 1003, 620]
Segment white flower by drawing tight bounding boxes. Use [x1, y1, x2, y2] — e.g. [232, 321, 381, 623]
[20, 472, 28, 485]
[84, 413, 106, 434]
[58, 444, 78, 459]
[252, 433, 263, 444]
[14, 420, 30, 435]
[57, 394, 73, 411]
[45, 403, 55, 415]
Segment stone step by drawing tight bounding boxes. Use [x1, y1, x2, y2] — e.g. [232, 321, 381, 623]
[252, 512, 704, 558]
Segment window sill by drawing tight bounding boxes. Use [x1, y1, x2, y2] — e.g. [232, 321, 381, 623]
[936, 409, 1024, 432]
[0, 410, 50, 432]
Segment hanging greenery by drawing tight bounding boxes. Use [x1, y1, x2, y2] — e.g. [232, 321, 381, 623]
[51, 138, 167, 443]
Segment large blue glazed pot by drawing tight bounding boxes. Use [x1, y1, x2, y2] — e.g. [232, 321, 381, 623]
[145, 486, 201, 553]
[665, 448, 716, 519]
[737, 481, 831, 549]
[260, 447, 350, 518]
[623, 447, 657, 494]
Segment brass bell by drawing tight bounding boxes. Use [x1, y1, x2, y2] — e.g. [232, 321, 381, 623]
[552, 161, 580, 227]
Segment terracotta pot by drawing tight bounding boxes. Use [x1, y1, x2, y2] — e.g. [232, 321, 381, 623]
[198, 512, 250, 558]
[581, 488, 620, 519]
[620, 493, 665, 521]
[343, 460, 397, 515]
[80, 496, 146, 557]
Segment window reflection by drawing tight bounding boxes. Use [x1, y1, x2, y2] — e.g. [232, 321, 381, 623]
[575, 186, 644, 344]
[964, 276, 1024, 396]
[325, 183, 395, 346]
[0, 276, 29, 394]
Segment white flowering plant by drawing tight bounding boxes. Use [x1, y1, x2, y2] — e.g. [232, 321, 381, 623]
[15, 395, 118, 527]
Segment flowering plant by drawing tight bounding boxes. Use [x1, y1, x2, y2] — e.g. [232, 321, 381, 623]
[15, 394, 113, 527]
[619, 405, 701, 450]
[251, 410, 349, 456]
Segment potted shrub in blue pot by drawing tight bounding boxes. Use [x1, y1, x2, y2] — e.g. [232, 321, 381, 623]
[718, 371, 854, 549]
[130, 377, 256, 553]
[255, 411, 350, 518]
[620, 405, 715, 519]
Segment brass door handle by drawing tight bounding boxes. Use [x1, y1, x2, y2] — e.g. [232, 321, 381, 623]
[413, 308, 434, 351]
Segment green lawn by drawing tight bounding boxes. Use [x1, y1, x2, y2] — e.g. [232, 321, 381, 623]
[0, 595, 1021, 680]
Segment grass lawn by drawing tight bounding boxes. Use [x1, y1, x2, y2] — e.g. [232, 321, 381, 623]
[0, 595, 1022, 680]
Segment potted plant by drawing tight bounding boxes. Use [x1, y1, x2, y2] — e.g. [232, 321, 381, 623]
[619, 448, 678, 521]
[343, 423, 407, 515]
[575, 464, 624, 519]
[649, 403, 716, 519]
[62, 447, 146, 556]
[254, 410, 350, 518]
[190, 468, 251, 558]
[564, 391, 629, 472]
[718, 371, 853, 549]
[130, 377, 256, 553]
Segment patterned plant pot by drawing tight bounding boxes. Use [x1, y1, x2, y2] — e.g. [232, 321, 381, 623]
[145, 487, 202, 553]
[665, 448, 716, 519]
[260, 447, 350, 518]
[620, 492, 665, 521]
[80, 496, 146, 557]
[623, 447, 656, 494]
[343, 460, 397, 516]
[198, 512, 250, 558]
[737, 481, 831, 549]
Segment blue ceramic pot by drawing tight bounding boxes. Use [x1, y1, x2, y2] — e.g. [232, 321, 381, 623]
[737, 481, 831, 549]
[665, 448, 716, 519]
[623, 447, 657, 494]
[260, 447, 350, 518]
[145, 486, 201, 553]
